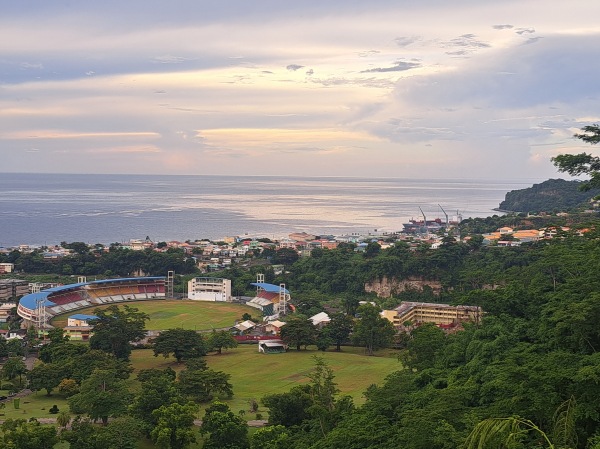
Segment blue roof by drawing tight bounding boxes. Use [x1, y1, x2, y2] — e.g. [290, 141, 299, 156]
[69, 314, 98, 320]
[19, 276, 165, 311]
[251, 282, 290, 294]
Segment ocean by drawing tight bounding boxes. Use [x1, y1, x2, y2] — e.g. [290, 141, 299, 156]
[0, 173, 540, 247]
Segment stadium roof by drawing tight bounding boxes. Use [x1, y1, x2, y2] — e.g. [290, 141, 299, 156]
[19, 276, 165, 310]
[250, 282, 289, 294]
[69, 314, 98, 321]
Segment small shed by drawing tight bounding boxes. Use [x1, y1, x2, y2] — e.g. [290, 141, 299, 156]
[258, 339, 288, 354]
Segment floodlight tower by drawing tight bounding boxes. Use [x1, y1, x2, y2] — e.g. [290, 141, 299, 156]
[278, 283, 289, 315]
[166, 270, 175, 298]
[35, 298, 47, 331]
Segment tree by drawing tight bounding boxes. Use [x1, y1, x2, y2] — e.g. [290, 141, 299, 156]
[200, 401, 249, 449]
[261, 385, 313, 427]
[56, 410, 71, 429]
[0, 419, 58, 449]
[274, 248, 299, 265]
[152, 328, 206, 363]
[2, 357, 26, 387]
[207, 329, 238, 354]
[178, 367, 234, 402]
[279, 314, 317, 351]
[130, 369, 183, 435]
[325, 313, 354, 351]
[464, 397, 577, 449]
[352, 304, 396, 355]
[68, 369, 131, 425]
[27, 362, 65, 395]
[151, 402, 199, 449]
[250, 425, 290, 449]
[552, 124, 600, 191]
[89, 305, 149, 360]
[62, 416, 142, 449]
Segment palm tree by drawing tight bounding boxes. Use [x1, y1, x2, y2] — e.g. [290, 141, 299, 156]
[464, 397, 577, 449]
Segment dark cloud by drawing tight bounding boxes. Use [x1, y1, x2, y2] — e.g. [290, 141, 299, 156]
[361, 61, 420, 73]
[395, 36, 420, 47]
[492, 24, 513, 30]
[286, 64, 304, 71]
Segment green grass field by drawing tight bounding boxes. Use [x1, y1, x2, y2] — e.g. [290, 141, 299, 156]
[50, 300, 256, 331]
[130, 345, 401, 414]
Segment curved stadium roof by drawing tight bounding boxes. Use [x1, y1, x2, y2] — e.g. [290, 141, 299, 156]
[19, 277, 165, 310]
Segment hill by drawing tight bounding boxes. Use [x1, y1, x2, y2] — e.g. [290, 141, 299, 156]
[498, 178, 600, 213]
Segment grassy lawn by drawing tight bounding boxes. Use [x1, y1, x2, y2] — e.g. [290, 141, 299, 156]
[50, 300, 256, 331]
[130, 345, 401, 416]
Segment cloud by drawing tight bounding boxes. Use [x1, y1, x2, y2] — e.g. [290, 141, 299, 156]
[361, 61, 421, 73]
[443, 34, 491, 51]
[523, 37, 543, 45]
[515, 27, 535, 35]
[394, 36, 420, 47]
[1, 130, 160, 140]
[286, 64, 304, 71]
[306, 68, 314, 76]
[492, 24, 513, 30]
[358, 50, 380, 57]
[151, 55, 191, 64]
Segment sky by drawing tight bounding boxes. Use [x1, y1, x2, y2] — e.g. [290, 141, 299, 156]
[1, 0, 600, 180]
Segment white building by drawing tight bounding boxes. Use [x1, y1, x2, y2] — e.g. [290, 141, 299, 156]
[187, 277, 232, 301]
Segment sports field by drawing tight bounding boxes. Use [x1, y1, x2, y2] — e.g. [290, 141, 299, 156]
[130, 345, 401, 413]
[50, 300, 256, 331]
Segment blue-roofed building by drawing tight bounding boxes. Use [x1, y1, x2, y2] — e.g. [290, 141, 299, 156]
[246, 281, 291, 317]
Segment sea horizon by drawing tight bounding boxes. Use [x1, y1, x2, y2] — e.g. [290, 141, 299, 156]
[1, 173, 545, 248]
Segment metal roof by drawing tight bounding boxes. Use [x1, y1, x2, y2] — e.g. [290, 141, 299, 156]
[250, 282, 289, 294]
[68, 314, 98, 320]
[19, 276, 166, 311]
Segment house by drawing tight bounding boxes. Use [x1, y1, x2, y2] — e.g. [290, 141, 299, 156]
[309, 312, 330, 327]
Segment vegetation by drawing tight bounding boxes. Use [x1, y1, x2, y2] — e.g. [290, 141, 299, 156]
[498, 178, 600, 213]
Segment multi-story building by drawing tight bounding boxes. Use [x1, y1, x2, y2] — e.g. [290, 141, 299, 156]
[384, 301, 482, 327]
[187, 277, 232, 301]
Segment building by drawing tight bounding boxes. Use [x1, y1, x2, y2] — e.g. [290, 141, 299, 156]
[0, 263, 14, 274]
[64, 314, 98, 341]
[258, 339, 288, 354]
[0, 302, 15, 322]
[187, 277, 232, 301]
[0, 279, 29, 301]
[385, 301, 482, 327]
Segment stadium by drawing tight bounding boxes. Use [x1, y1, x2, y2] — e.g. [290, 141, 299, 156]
[17, 272, 292, 334]
[17, 276, 167, 329]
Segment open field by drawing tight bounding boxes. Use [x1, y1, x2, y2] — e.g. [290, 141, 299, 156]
[130, 345, 401, 414]
[50, 300, 256, 331]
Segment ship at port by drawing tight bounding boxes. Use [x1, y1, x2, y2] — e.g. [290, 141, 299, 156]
[402, 206, 461, 234]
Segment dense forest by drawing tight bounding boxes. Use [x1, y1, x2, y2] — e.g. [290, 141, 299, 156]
[498, 178, 600, 213]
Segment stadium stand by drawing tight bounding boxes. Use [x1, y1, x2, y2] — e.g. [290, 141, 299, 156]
[18, 276, 166, 327]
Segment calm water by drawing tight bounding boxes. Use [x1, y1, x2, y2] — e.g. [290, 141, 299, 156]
[0, 173, 539, 247]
